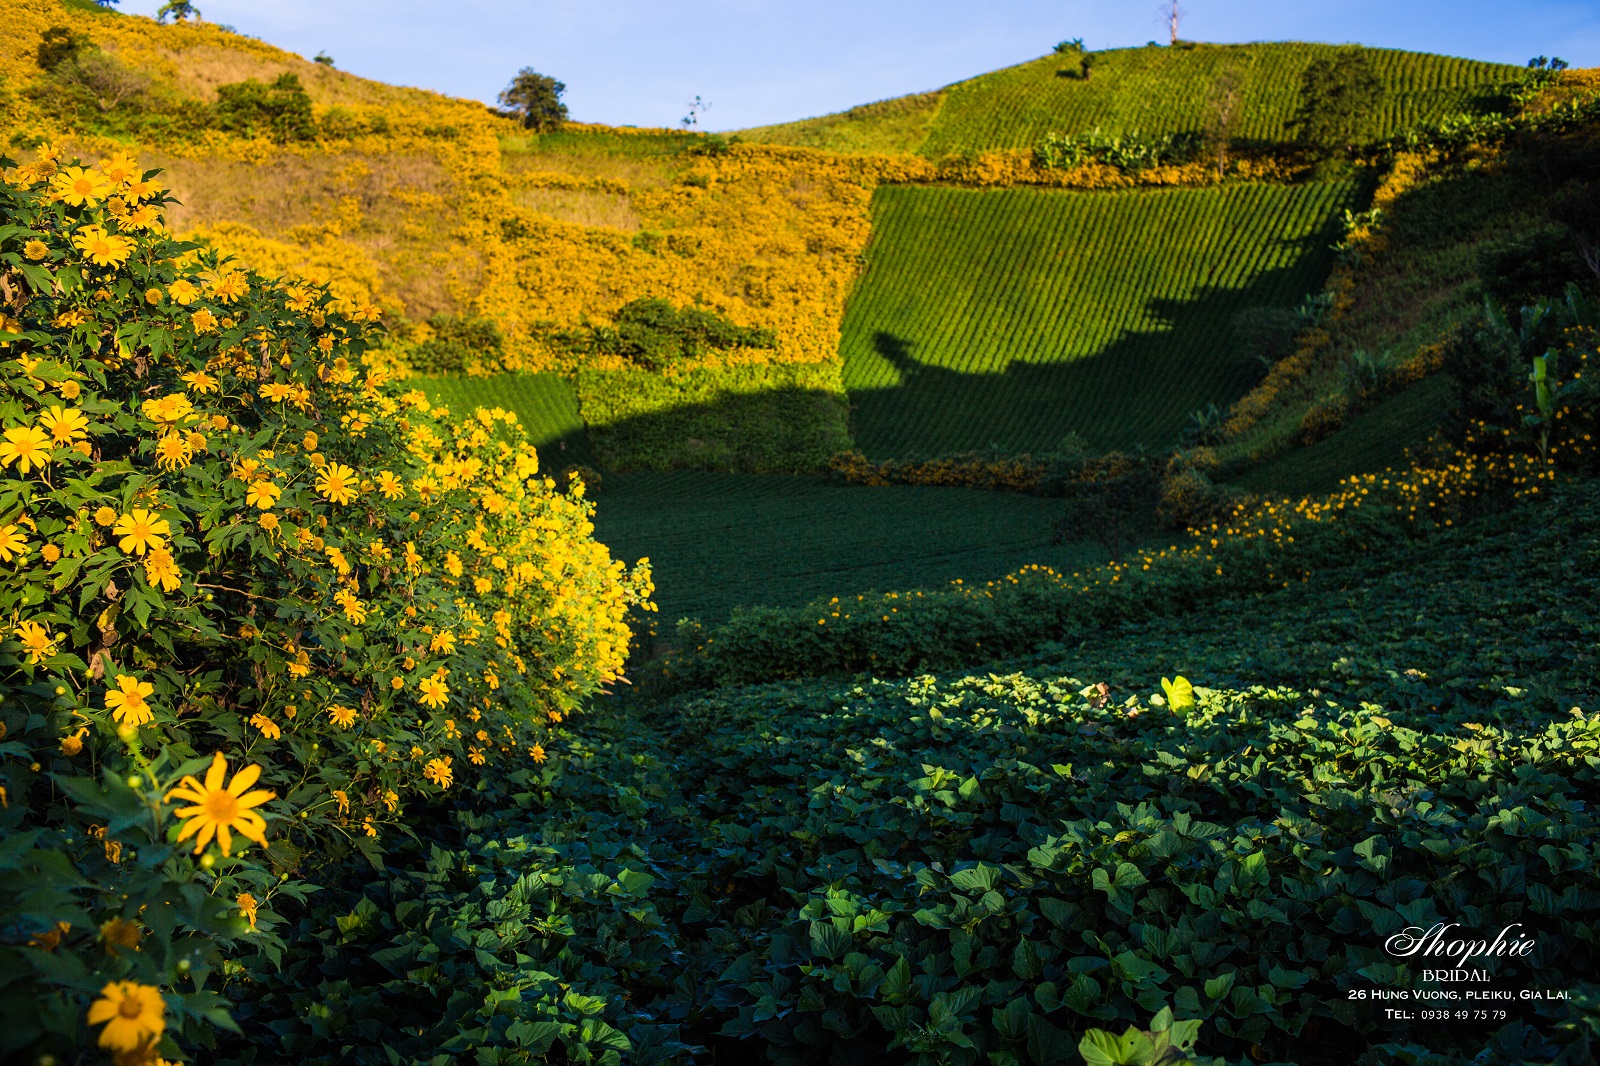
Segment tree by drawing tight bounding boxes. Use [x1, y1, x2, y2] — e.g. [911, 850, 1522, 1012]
[498, 69, 567, 131]
[681, 94, 710, 129]
[1158, 0, 1184, 45]
[1288, 48, 1383, 157]
[1203, 69, 1243, 178]
[156, 0, 200, 22]
[215, 73, 316, 143]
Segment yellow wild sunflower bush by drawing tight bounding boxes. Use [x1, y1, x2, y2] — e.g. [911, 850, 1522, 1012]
[0, 145, 652, 1064]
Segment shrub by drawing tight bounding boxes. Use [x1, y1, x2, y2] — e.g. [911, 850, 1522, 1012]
[498, 68, 568, 132]
[579, 297, 777, 372]
[0, 145, 652, 1062]
[214, 73, 315, 143]
[407, 313, 504, 374]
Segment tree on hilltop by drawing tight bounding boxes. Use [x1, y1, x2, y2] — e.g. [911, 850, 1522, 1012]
[499, 69, 568, 130]
[1289, 48, 1383, 158]
[156, 0, 200, 22]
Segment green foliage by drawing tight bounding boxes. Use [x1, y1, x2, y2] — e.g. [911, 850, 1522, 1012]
[36, 26, 92, 72]
[1033, 128, 1202, 171]
[208, 561, 1600, 1062]
[575, 361, 850, 473]
[918, 44, 1518, 159]
[593, 469, 1114, 623]
[406, 312, 504, 374]
[1289, 48, 1385, 156]
[559, 297, 777, 372]
[841, 181, 1356, 457]
[498, 68, 568, 131]
[214, 73, 315, 144]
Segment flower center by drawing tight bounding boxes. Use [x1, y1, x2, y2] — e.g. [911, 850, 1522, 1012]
[118, 995, 145, 1019]
[205, 791, 240, 821]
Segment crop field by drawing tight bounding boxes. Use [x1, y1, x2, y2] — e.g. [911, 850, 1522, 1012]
[590, 471, 1117, 622]
[921, 44, 1519, 157]
[741, 44, 1520, 157]
[840, 179, 1359, 457]
[413, 372, 597, 464]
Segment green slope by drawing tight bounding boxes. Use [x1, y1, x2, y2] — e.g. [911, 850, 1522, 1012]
[590, 471, 1115, 622]
[840, 179, 1360, 457]
[740, 43, 1520, 157]
[413, 373, 596, 465]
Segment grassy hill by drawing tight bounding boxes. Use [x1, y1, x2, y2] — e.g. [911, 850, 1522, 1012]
[841, 180, 1359, 455]
[741, 42, 1524, 157]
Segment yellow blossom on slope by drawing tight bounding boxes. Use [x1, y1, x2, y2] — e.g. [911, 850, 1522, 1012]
[105, 674, 155, 727]
[0, 425, 52, 473]
[165, 751, 275, 856]
[51, 166, 113, 207]
[113, 509, 170, 555]
[316, 462, 358, 504]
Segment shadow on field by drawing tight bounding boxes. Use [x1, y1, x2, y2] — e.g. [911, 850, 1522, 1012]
[846, 253, 1336, 458]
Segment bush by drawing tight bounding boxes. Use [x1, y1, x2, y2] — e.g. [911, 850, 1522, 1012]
[214, 73, 315, 143]
[580, 297, 777, 372]
[407, 313, 504, 374]
[0, 145, 652, 1063]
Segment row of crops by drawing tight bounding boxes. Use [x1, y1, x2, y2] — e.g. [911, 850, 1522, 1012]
[918, 43, 1521, 157]
[590, 470, 1109, 622]
[840, 179, 1360, 457]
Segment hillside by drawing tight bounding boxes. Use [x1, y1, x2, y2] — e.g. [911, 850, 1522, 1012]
[739, 42, 1524, 157]
[841, 180, 1358, 456]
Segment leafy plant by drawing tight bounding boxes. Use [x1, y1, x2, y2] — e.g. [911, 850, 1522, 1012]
[214, 73, 315, 143]
[498, 68, 568, 131]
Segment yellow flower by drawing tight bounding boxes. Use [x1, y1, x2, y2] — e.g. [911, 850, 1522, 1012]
[154, 434, 192, 472]
[167, 279, 200, 305]
[99, 915, 142, 956]
[245, 480, 282, 509]
[62, 727, 88, 756]
[113, 509, 170, 555]
[24, 238, 49, 260]
[468, 747, 486, 765]
[59, 379, 81, 400]
[376, 471, 404, 499]
[72, 225, 136, 268]
[87, 980, 165, 1052]
[1160, 676, 1195, 713]
[333, 588, 367, 624]
[0, 524, 29, 563]
[14, 621, 55, 664]
[418, 677, 449, 708]
[207, 272, 249, 303]
[302, 431, 318, 451]
[165, 751, 275, 856]
[423, 756, 453, 788]
[180, 370, 219, 393]
[236, 892, 259, 931]
[190, 308, 217, 334]
[105, 674, 155, 727]
[332, 788, 350, 814]
[143, 546, 182, 592]
[141, 393, 194, 424]
[259, 382, 293, 403]
[99, 153, 141, 186]
[258, 512, 280, 532]
[144, 287, 163, 305]
[51, 166, 113, 207]
[248, 713, 280, 740]
[528, 743, 547, 764]
[316, 463, 358, 505]
[0, 425, 52, 473]
[39, 405, 89, 445]
[40, 543, 60, 563]
[94, 505, 118, 526]
[327, 704, 358, 729]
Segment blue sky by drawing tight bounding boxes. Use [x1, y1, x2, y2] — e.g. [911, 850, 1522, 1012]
[115, 1, 1600, 130]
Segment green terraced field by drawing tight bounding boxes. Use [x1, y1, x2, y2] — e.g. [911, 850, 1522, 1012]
[740, 43, 1520, 157]
[413, 373, 597, 466]
[590, 471, 1121, 622]
[840, 180, 1359, 457]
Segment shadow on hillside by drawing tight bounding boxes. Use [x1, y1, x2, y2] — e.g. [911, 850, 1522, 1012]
[844, 225, 1345, 457]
